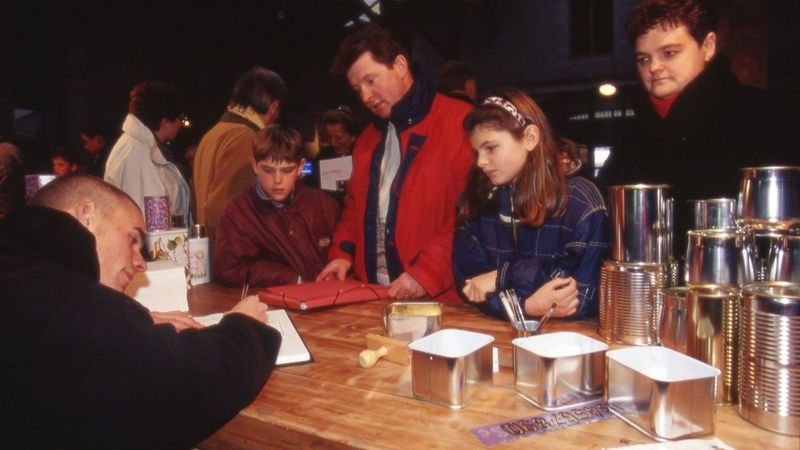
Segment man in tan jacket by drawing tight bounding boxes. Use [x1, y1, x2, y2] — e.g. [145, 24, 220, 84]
[193, 67, 288, 242]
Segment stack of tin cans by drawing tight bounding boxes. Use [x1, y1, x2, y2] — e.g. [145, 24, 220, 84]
[598, 184, 678, 345]
[735, 166, 800, 435]
[683, 198, 741, 405]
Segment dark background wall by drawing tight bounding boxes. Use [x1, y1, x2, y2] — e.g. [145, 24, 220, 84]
[5, 0, 799, 173]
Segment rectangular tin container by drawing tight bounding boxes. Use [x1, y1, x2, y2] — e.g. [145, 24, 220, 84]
[513, 332, 608, 410]
[383, 301, 443, 342]
[408, 329, 494, 409]
[606, 346, 720, 441]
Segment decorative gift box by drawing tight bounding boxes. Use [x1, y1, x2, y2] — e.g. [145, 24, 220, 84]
[146, 227, 189, 271]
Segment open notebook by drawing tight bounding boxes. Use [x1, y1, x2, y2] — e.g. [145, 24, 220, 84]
[195, 309, 311, 366]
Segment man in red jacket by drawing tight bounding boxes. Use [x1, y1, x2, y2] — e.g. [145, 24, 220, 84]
[317, 24, 473, 303]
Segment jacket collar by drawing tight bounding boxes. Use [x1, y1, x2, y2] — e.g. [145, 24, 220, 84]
[0, 206, 100, 281]
[122, 114, 157, 149]
[255, 180, 304, 207]
[220, 107, 264, 132]
[643, 54, 739, 123]
[375, 67, 436, 134]
[122, 114, 173, 166]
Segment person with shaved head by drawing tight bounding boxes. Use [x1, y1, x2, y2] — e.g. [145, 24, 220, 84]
[0, 174, 282, 449]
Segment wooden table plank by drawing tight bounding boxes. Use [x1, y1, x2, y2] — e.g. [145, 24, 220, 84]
[191, 284, 797, 449]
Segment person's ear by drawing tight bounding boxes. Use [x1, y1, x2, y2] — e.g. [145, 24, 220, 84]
[249, 157, 259, 175]
[74, 199, 97, 230]
[393, 54, 409, 77]
[266, 101, 281, 123]
[296, 158, 306, 178]
[701, 31, 717, 63]
[523, 125, 540, 152]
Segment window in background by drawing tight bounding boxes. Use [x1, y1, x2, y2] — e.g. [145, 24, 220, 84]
[13, 109, 48, 139]
[593, 146, 612, 178]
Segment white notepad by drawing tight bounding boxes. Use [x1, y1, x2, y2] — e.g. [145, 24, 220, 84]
[195, 309, 311, 366]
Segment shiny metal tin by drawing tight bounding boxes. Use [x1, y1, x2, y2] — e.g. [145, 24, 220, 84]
[598, 260, 671, 345]
[686, 285, 740, 405]
[609, 184, 673, 263]
[737, 166, 800, 232]
[767, 234, 800, 282]
[689, 198, 737, 231]
[382, 301, 443, 342]
[658, 286, 688, 353]
[408, 329, 494, 409]
[513, 332, 608, 410]
[739, 282, 800, 436]
[606, 346, 720, 441]
[685, 230, 742, 286]
[740, 231, 788, 283]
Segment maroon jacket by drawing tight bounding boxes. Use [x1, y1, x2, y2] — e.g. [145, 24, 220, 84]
[215, 183, 340, 287]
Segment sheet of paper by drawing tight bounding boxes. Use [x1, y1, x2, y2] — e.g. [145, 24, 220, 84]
[319, 156, 353, 191]
[193, 309, 311, 366]
[125, 260, 188, 312]
[603, 438, 735, 450]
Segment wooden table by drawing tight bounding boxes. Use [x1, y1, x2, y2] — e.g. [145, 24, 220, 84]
[190, 284, 796, 449]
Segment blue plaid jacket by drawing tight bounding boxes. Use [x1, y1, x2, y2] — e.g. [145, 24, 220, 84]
[452, 176, 609, 319]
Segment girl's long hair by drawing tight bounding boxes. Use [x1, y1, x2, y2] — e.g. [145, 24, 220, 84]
[457, 88, 568, 227]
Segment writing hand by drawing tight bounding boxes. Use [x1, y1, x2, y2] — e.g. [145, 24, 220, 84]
[150, 311, 204, 332]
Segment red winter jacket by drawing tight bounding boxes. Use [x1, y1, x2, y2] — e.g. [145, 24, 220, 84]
[328, 76, 473, 303]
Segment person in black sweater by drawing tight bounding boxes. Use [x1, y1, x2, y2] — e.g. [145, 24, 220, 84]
[0, 174, 281, 450]
[600, 0, 799, 254]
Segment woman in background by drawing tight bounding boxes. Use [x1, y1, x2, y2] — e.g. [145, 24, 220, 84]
[452, 88, 608, 319]
[105, 81, 191, 223]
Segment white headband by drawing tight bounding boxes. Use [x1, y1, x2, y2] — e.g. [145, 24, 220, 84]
[483, 96, 528, 127]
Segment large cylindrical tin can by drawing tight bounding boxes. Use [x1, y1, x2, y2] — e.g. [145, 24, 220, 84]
[737, 166, 800, 233]
[739, 282, 800, 436]
[685, 230, 741, 286]
[767, 234, 800, 282]
[659, 286, 688, 354]
[686, 285, 740, 405]
[609, 184, 673, 263]
[689, 198, 737, 231]
[598, 260, 671, 346]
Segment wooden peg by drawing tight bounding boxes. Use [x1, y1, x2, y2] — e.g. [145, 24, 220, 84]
[358, 346, 388, 368]
[358, 333, 410, 368]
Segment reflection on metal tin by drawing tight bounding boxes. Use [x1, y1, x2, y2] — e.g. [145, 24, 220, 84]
[685, 231, 741, 286]
[409, 329, 494, 409]
[598, 260, 671, 346]
[686, 285, 740, 405]
[382, 302, 442, 342]
[690, 198, 737, 231]
[606, 346, 719, 441]
[739, 282, 800, 436]
[737, 166, 800, 232]
[767, 235, 800, 282]
[659, 286, 688, 354]
[513, 332, 608, 410]
[609, 184, 673, 263]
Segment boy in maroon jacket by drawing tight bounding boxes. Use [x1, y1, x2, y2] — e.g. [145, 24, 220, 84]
[214, 125, 341, 287]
